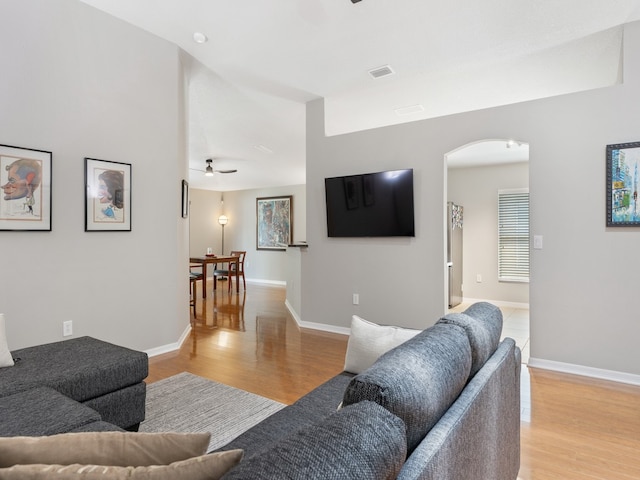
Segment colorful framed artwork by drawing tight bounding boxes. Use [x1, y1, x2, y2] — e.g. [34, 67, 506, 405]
[256, 195, 292, 250]
[0, 144, 52, 231]
[182, 179, 189, 218]
[606, 141, 640, 226]
[85, 158, 131, 231]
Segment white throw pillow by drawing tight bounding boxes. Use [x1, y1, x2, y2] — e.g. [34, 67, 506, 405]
[343, 315, 421, 374]
[0, 313, 14, 368]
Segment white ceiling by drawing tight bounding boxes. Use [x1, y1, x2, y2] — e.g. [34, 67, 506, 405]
[79, 0, 640, 191]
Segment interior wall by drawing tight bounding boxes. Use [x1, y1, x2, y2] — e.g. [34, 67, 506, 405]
[189, 185, 306, 283]
[304, 20, 640, 376]
[189, 188, 224, 256]
[448, 162, 529, 304]
[0, 0, 189, 351]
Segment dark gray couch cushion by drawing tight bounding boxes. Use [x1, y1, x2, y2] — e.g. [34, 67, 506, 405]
[342, 323, 472, 453]
[2, 336, 148, 402]
[437, 301, 503, 377]
[0, 387, 101, 436]
[217, 373, 354, 460]
[83, 382, 146, 429]
[220, 401, 406, 480]
[68, 421, 124, 433]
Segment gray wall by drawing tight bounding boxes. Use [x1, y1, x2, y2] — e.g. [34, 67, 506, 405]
[189, 185, 306, 283]
[448, 162, 529, 304]
[0, 0, 190, 352]
[304, 21, 640, 377]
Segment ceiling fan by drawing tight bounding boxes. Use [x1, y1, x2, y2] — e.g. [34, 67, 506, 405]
[190, 158, 238, 177]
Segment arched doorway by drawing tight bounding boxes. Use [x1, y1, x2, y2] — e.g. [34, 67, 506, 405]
[444, 139, 530, 363]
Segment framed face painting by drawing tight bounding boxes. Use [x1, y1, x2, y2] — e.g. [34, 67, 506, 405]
[0, 144, 52, 231]
[85, 158, 131, 231]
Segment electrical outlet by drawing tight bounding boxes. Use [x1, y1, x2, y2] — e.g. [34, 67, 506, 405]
[352, 293, 359, 305]
[63, 320, 73, 337]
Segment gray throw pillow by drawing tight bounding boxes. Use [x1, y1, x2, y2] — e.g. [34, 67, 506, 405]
[220, 401, 406, 480]
[342, 323, 472, 453]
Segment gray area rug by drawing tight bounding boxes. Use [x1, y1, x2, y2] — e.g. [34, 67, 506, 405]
[140, 372, 286, 452]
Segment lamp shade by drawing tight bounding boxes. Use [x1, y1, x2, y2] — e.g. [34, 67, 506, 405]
[218, 215, 228, 225]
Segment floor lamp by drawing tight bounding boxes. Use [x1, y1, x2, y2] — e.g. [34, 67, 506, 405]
[218, 215, 228, 255]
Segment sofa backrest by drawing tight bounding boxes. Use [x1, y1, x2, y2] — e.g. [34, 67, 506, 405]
[437, 301, 503, 377]
[341, 323, 472, 453]
[397, 338, 521, 480]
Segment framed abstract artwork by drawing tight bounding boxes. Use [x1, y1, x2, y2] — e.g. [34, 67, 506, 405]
[606, 141, 640, 226]
[85, 157, 131, 231]
[0, 144, 52, 231]
[256, 195, 292, 250]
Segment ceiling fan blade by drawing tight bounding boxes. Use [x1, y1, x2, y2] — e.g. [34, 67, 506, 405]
[189, 168, 205, 172]
[215, 169, 238, 174]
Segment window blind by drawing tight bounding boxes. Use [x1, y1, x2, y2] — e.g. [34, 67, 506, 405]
[498, 189, 530, 282]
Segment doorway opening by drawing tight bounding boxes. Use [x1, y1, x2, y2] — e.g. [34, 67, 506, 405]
[444, 139, 530, 363]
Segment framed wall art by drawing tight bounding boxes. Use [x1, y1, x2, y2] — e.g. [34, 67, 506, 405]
[256, 195, 292, 250]
[182, 179, 189, 218]
[0, 144, 52, 231]
[85, 158, 131, 231]
[606, 141, 640, 226]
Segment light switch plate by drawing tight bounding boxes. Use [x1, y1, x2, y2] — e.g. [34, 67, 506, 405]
[533, 235, 543, 249]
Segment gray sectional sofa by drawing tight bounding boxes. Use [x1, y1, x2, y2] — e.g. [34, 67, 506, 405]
[0, 336, 148, 436]
[0, 302, 520, 479]
[217, 302, 521, 479]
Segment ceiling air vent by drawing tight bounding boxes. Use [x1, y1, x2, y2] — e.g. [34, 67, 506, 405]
[368, 65, 395, 79]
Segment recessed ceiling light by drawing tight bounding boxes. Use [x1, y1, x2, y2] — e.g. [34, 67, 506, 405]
[395, 104, 425, 116]
[193, 32, 208, 44]
[253, 144, 274, 154]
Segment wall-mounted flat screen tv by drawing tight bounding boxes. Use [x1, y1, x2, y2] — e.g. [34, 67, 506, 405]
[325, 168, 415, 237]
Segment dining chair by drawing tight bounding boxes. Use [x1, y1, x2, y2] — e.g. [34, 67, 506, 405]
[189, 266, 203, 320]
[213, 251, 246, 292]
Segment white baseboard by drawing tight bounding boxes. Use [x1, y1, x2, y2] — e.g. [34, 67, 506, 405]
[284, 300, 302, 324]
[527, 357, 640, 386]
[201, 275, 286, 287]
[246, 278, 286, 287]
[463, 298, 529, 309]
[285, 300, 350, 336]
[145, 325, 191, 358]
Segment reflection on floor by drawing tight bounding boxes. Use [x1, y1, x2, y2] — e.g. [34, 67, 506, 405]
[168, 286, 640, 480]
[448, 301, 530, 364]
[151, 281, 349, 405]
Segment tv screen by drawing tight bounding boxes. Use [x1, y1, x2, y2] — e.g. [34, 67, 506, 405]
[325, 169, 415, 237]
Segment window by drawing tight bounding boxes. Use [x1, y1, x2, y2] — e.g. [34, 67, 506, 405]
[498, 189, 529, 282]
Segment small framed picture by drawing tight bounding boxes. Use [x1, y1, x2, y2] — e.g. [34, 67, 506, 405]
[606, 141, 640, 226]
[0, 144, 52, 231]
[182, 179, 189, 218]
[85, 158, 131, 231]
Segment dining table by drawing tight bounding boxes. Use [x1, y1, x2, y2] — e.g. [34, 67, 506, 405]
[189, 254, 240, 298]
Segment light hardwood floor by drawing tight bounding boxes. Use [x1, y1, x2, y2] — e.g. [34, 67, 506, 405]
[148, 281, 640, 479]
